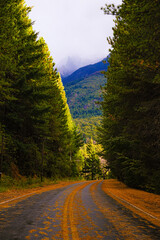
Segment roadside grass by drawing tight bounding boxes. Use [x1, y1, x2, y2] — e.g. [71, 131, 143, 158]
[0, 186, 8, 193]
[0, 175, 84, 193]
[0, 175, 51, 193]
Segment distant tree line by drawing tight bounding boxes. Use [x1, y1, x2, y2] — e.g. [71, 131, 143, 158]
[99, 1, 160, 193]
[0, 0, 83, 180]
[78, 139, 102, 180]
[74, 116, 102, 141]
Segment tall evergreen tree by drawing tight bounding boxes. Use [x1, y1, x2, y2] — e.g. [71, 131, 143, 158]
[82, 139, 101, 180]
[0, 0, 83, 179]
[99, 0, 160, 192]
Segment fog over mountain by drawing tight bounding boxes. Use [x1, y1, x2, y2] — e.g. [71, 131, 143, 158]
[57, 56, 103, 78]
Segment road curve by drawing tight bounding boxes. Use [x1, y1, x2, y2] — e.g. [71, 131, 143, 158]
[0, 181, 160, 240]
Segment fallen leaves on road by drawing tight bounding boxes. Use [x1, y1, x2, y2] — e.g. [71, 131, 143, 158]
[0, 181, 81, 209]
[102, 179, 160, 227]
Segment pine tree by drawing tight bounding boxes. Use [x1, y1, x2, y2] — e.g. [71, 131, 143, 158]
[99, 0, 160, 192]
[83, 139, 101, 180]
[0, 0, 83, 180]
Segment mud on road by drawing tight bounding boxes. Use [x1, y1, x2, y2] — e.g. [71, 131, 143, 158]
[0, 181, 160, 240]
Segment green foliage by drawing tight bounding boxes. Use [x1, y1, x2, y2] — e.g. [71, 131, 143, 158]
[74, 116, 102, 140]
[0, 0, 83, 181]
[0, 174, 79, 193]
[65, 72, 106, 142]
[81, 139, 102, 180]
[99, 0, 160, 193]
[65, 73, 106, 119]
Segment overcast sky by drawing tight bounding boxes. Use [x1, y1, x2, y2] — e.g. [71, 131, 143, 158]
[25, 0, 122, 68]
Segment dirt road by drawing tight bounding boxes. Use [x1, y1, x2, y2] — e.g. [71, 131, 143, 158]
[0, 181, 160, 239]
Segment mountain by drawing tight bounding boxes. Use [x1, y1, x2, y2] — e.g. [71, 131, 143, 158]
[63, 58, 109, 139]
[57, 56, 100, 78]
[57, 56, 85, 77]
[62, 58, 109, 86]
[65, 73, 106, 119]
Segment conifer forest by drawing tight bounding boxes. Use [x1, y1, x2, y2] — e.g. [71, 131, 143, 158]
[0, 0, 160, 194]
[99, 1, 160, 193]
[0, 0, 83, 180]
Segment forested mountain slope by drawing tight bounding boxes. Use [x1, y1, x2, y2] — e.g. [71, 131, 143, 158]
[65, 73, 106, 119]
[63, 59, 108, 140]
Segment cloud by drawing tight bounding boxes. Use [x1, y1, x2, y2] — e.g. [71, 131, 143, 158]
[25, 0, 122, 66]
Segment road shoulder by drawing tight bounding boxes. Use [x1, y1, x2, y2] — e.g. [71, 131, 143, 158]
[102, 179, 160, 227]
